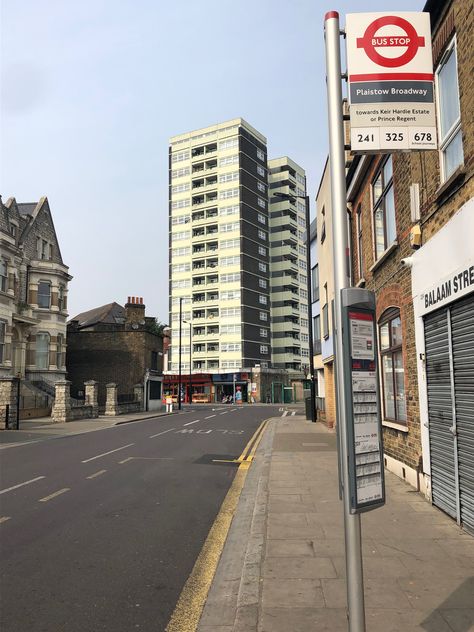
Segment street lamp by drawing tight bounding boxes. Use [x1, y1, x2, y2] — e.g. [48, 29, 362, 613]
[183, 319, 192, 404]
[178, 297, 183, 410]
[273, 191, 316, 422]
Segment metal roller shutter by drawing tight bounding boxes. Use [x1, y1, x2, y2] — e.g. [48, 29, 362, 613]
[424, 308, 457, 519]
[451, 293, 474, 535]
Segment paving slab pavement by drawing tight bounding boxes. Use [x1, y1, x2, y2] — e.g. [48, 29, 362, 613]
[198, 416, 474, 632]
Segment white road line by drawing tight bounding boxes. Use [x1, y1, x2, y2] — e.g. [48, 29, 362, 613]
[282, 411, 288, 417]
[38, 488, 70, 503]
[204, 415, 216, 419]
[0, 516, 12, 524]
[0, 476, 46, 496]
[119, 457, 134, 464]
[183, 419, 200, 426]
[219, 412, 228, 415]
[81, 443, 134, 463]
[291, 411, 296, 416]
[149, 428, 175, 439]
[86, 469, 107, 479]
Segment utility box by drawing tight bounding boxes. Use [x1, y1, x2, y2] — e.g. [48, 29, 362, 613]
[341, 288, 385, 513]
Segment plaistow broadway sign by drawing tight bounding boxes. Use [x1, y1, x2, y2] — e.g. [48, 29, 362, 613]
[346, 12, 437, 153]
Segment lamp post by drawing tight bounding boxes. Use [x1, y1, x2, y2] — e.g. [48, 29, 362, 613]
[178, 297, 183, 410]
[273, 191, 316, 422]
[183, 320, 192, 404]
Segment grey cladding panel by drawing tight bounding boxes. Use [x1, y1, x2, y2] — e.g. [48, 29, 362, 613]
[424, 307, 457, 519]
[451, 293, 474, 535]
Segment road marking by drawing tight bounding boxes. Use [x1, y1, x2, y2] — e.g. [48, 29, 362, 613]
[291, 411, 296, 416]
[119, 457, 134, 464]
[282, 411, 288, 417]
[219, 412, 228, 415]
[213, 418, 269, 464]
[0, 476, 46, 496]
[149, 428, 175, 439]
[38, 488, 70, 503]
[302, 442, 329, 447]
[0, 516, 12, 524]
[244, 420, 269, 463]
[166, 460, 251, 632]
[183, 419, 200, 426]
[204, 415, 216, 419]
[81, 443, 134, 463]
[86, 469, 107, 479]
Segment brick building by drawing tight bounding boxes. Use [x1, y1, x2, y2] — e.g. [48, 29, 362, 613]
[66, 297, 164, 410]
[0, 196, 71, 384]
[346, 0, 473, 531]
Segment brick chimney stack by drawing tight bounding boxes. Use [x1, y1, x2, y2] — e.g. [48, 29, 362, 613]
[125, 296, 146, 324]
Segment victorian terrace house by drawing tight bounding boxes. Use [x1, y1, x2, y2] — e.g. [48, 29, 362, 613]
[0, 196, 71, 386]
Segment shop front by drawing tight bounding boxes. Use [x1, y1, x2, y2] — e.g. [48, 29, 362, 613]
[412, 200, 474, 534]
[212, 372, 250, 403]
[163, 373, 213, 404]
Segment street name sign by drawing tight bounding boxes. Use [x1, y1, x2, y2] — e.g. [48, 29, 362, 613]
[346, 12, 437, 153]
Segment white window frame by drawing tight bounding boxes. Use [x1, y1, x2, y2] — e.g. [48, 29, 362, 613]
[0, 260, 7, 293]
[0, 320, 6, 363]
[37, 281, 51, 309]
[435, 36, 464, 183]
[36, 332, 50, 369]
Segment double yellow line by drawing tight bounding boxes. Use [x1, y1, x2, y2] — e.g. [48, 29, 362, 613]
[166, 418, 271, 632]
[212, 418, 270, 466]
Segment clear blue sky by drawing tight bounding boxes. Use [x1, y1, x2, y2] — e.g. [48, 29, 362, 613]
[1, 0, 422, 322]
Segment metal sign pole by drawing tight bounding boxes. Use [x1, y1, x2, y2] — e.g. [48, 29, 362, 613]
[178, 297, 183, 411]
[324, 11, 366, 631]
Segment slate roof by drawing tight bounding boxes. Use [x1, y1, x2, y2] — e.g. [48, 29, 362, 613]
[17, 202, 38, 216]
[70, 302, 126, 328]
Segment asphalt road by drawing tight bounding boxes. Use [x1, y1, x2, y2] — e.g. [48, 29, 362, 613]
[0, 404, 281, 632]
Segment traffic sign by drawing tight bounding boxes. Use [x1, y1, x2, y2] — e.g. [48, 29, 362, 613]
[346, 12, 437, 153]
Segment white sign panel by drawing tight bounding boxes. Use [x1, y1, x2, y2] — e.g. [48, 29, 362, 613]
[346, 12, 437, 153]
[349, 312, 384, 506]
[350, 313, 375, 360]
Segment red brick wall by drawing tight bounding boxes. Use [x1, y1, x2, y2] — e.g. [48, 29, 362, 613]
[346, 0, 473, 471]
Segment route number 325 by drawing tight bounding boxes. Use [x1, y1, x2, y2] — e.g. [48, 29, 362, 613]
[385, 132, 404, 141]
